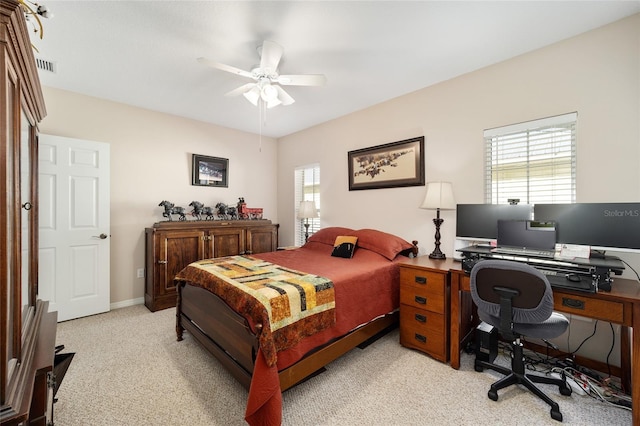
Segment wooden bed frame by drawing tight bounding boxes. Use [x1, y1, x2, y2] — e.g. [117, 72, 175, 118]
[175, 242, 418, 392]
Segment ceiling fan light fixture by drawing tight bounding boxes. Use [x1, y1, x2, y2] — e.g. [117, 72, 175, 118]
[261, 84, 278, 102]
[266, 97, 282, 109]
[243, 86, 260, 106]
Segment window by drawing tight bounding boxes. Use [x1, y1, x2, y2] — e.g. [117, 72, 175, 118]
[484, 112, 576, 204]
[294, 164, 320, 246]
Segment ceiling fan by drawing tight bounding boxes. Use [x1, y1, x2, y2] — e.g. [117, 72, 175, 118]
[198, 40, 326, 108]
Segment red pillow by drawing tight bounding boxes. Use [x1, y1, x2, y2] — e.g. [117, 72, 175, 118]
[354, 229, 414, 260]
[306, 227, 356, 246]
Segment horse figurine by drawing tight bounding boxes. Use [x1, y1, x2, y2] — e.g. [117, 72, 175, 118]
[159, 200, 187, 221]
[202, 206, 216, 220]
[189, 201, 216, 221]
[189, 201, 205, 220]
[215, 202, 238, 220]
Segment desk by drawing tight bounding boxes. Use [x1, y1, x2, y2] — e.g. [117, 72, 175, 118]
[449, 265, 640, 424]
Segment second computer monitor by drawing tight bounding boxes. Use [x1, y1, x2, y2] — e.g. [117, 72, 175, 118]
[497, 220, 557, 250]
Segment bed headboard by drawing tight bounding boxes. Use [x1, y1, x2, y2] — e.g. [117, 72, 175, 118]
[401, 240, 419, 258]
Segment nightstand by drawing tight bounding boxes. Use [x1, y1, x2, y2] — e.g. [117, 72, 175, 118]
[398, 256, 455, 363]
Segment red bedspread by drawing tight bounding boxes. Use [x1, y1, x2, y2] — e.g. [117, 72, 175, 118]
[245, 241, 405, 425]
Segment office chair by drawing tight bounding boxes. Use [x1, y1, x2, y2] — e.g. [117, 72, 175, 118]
[470, 259, 572, 422]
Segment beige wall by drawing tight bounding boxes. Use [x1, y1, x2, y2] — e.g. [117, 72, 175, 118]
[277, 14, 639, 364]
[278, 13, 640, 254]
[39, 89, 278, 305]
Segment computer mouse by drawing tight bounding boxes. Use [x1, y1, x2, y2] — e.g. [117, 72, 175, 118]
[566, 273, 581, 282]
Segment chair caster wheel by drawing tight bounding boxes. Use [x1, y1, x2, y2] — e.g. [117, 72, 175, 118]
[474, 364, 484, 372]
[551, 409, 563, 422]
[560, 384, 572, 396]
[488, 389, 498, 401]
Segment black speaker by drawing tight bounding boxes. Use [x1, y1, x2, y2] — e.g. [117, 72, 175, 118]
[475, 321, 497, 364]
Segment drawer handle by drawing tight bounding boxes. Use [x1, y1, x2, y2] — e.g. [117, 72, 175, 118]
[415, 276, 427, 284]
[562, 297, 585, 310]
[414, 296, 427, 305]
[158, 260, 168, 264]
[414, 333, 427, 343]
[415, 313, 427, 323]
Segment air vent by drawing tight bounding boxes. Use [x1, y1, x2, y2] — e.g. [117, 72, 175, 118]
[35, 57, 57, 73]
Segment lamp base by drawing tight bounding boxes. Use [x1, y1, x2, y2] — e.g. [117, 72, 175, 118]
[304, 222, 310, 242]
[428, 250, 446, 260]
[429, 212, 446, 260]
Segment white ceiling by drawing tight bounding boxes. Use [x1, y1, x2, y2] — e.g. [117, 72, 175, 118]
[32, 1, 640, 138]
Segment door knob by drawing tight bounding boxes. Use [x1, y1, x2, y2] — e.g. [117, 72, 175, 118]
[93, 233, 108, 239]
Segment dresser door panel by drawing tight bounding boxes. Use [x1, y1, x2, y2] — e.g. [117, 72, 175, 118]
[246, 226, 277, 254]
[158, 230, 205, 296]
[211, 228, 245, 258]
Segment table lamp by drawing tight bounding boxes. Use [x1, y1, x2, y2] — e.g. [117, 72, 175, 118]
[420, 182, 456, 259]
[297, 200, 318, 242]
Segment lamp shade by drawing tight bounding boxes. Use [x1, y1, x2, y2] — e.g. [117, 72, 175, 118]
[297, 200, 318, 219]
[420, 182, 456, 210]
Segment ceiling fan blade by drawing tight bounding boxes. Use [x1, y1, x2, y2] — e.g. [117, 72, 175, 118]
[277, 74, 327, 86]
[274, 85, 295, 106]
[197, 57, 254, 79]
[224, 83, 256, 97]
[259, 40, 284, 73]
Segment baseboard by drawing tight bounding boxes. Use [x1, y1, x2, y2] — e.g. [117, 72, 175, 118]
[110, 297, 144, 310]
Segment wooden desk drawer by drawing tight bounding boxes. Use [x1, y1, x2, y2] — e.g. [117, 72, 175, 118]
[400, 311, 446, 361]
[554, 293, 624, 324]
[400, 284, 445, 314]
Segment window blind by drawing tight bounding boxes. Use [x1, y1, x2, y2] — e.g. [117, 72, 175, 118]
[484, 112, 577, 205]
[294, 164, 320, 246]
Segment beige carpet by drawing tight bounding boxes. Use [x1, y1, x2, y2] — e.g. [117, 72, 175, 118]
[53, 305, 631, 425]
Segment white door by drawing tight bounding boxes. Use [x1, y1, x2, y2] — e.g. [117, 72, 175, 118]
[38, 134, 110, 322]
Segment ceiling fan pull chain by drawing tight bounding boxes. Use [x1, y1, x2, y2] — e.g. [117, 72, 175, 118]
[259, 99, 264, 152]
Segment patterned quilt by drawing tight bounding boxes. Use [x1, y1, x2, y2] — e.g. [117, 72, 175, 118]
[175, 255, 336, 367]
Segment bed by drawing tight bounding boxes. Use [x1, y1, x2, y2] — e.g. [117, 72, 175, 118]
[174, 227, 418, 425]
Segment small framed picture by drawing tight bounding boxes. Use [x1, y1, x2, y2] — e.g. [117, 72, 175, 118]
[191, 154, 228, 187]
[348, 136, 425, 190]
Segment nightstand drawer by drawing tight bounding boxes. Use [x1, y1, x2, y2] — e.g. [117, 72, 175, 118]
[400, 313, 446, 361]
[400, 268, 446, 297]
[400, 283, 445, 314]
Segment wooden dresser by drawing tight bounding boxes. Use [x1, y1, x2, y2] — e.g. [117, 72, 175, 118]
[399, 257, 456, 363]
[144, 220, 279, 311]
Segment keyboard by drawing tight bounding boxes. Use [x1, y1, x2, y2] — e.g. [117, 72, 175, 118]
[491, 247, 555, 258]
[536, 269, 595, 293]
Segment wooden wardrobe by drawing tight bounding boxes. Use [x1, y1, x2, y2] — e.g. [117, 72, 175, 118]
[1, 1, 56, 424]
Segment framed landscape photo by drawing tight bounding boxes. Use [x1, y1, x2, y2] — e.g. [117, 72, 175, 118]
[348, 136, 425, 190]
[192, 154, 229, 187]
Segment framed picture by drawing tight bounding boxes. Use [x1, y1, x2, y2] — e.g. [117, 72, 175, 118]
[348, 136, 425, 190]
[191, 154, 229, 187]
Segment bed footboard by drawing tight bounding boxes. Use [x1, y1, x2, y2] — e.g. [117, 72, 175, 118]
[176, 281, 259, 389]
[176, 279, 399, 392]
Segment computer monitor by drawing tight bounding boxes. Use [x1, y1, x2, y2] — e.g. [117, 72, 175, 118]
[456, 204, 533, 240]
[497, 220, 557, 250]
[534, 203, 640, 252]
